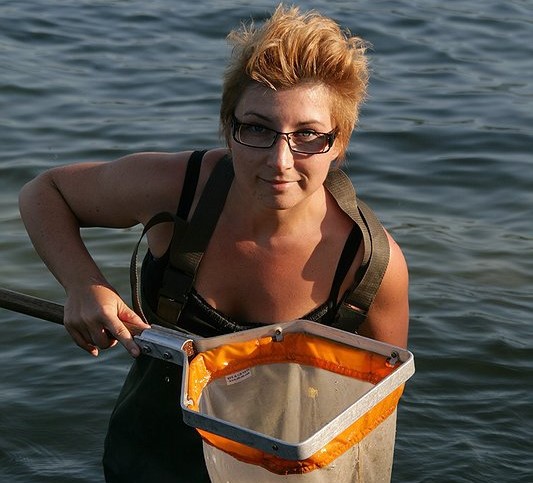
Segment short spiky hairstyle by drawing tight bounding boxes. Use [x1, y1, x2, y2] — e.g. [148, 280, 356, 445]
[220, 4, 369, 160]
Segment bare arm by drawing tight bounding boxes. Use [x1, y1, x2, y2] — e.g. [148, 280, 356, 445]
[357, 232, 410, 348]
[18, 151, 193, 356]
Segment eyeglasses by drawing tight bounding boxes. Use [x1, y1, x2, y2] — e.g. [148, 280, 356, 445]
[232, 117, 337, 155]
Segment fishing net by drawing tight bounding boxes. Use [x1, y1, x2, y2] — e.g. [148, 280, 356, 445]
[181, 327, 413, 482]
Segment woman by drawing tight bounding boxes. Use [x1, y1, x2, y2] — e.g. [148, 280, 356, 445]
[19, 5, 409, 482]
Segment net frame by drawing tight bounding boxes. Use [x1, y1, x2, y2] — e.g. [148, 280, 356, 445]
[135, 319, 414, 472]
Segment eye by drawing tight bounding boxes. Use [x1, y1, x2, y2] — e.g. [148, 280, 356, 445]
[242, 123, 268, 134]
[293, 130, 320, 140]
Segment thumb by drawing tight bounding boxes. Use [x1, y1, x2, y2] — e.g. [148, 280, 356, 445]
[117, 303, 151, 334]
[105, 304, 151, 358]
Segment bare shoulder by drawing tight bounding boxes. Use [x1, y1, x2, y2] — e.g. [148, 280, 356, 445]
[28, 148, 229, 229]
[383, 231, 409, 293]
[357, 230, 410, 348]
[104, 148, 230, 224]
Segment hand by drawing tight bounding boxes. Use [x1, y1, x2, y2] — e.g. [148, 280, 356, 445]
[63, 284, 151, 357]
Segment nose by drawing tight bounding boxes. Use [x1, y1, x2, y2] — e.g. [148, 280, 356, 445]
[267, 133, 294, 171]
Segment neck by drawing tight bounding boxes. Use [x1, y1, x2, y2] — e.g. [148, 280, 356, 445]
[224, 185, 328, 242]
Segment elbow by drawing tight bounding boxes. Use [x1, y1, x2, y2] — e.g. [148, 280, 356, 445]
[18, 171, 57, 222]
[18, 177, 37, 220]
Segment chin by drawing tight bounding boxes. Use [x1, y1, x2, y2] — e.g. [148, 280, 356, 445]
[256, 192, 303, 211]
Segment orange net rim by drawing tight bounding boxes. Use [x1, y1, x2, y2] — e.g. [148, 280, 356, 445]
[186, 332, 404, 474]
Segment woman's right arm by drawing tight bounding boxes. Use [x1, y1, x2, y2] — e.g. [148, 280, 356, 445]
[18, 152, 193, 356]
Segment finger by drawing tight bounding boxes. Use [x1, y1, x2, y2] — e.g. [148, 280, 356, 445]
[87, 344, 99, 357]
[99, 306, 145, 357]
[107, 319, 142, 357]
[119, 308, 151, 333]
[114, 305, 151, 357]
[65, 317, 113, 355]
[67, 326, 99, 357]
[90, 326, 118, 350]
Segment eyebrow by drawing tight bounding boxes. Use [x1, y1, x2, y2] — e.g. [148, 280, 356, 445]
[240, 111, 328, 129]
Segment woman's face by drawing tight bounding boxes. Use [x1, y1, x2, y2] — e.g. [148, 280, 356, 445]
[230, 82, 340, 212]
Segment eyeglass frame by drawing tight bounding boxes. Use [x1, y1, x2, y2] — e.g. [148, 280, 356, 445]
[231, 116, 338, 155]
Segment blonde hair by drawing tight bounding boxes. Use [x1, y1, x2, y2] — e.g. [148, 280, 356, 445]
[220, 4, 369, 160]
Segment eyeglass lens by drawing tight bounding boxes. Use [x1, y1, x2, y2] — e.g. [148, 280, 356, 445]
[234, 122, 332, 154]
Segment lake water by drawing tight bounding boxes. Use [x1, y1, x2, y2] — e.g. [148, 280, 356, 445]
[1, 0, 532, 481]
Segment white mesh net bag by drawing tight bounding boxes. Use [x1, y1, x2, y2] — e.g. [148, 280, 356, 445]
[180, 323, 414, 482]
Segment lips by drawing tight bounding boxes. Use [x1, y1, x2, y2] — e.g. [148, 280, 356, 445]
[261, 177, 298, 184]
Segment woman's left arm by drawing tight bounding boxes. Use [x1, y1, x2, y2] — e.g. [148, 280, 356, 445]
[357, 232, 410, 348]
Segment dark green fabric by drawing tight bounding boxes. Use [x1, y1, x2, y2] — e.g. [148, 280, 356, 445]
[103, 356, 210, 482]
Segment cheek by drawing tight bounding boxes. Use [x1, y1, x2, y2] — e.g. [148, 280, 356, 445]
[230, 146, 249, 170]
[230, 147, 261, 182]
[300, 156, 335, 177]
[230, 142, 268, 169]
[229, 140, 251, 160]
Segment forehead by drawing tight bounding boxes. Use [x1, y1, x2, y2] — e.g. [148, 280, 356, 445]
[235, 82, 334, 127]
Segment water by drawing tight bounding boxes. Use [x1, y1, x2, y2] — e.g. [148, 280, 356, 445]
[1, 0, 532, 481]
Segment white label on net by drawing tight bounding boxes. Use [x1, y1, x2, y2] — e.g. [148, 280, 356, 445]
[225, 368, 252, 385]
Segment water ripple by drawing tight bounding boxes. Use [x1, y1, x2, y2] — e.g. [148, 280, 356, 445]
[1, 1, 532, 481]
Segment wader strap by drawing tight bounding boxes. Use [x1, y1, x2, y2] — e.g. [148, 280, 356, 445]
[324, 170, 371, 268]
[324, 169, 390, 332]
[157, 155, 234, 322]
[334, 199, 390, 331]
[169, 154, 234, 266]
[327, 225, 363, 310]
[177, 150, 206, 219]
[130, 211, 177, 323]
[129, 150, 206, 323]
